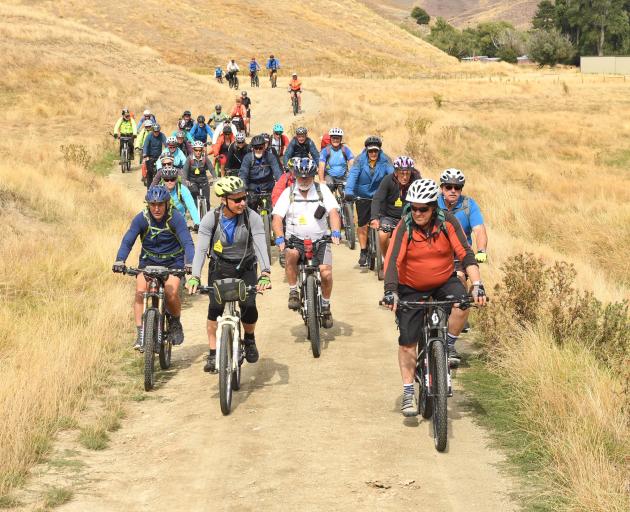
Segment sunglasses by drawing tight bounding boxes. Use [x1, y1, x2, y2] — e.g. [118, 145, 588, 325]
[411, 205, 432, 213]
[228, 196, 247, 203]
[367, 149, 379, 154]
[193, 148, 203, 152]
[252, 145, 265, 150]
[443, 184, 463, 191]
[163, 178, 177, 182]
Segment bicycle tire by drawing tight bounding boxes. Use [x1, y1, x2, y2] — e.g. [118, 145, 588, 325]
[368, 229, 376, 271]
[306, 275, 321, 358]
[419, 354, 433, 419]
[120, 145, 127, 173]
[343, 203, 356, 250]
[234, 77, 239, 90]
[262, 213, 272, 263]
[219, 325, 233, 415]
[292, 96, 299, 116]
[198, 196, 207, 220]
[375, 233, 383, 279]
[159, 316, 172, 370]
[143, 309, 158, 391]
[232, 325, 242, 391]
[430, 339, 449, 452]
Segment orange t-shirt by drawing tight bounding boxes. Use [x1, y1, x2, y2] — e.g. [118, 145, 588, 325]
[289, 78, 302, 91]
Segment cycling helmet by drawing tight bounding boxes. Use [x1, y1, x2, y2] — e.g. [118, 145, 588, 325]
[152, 123, 161, 131]
[261, 133, 270, 143]
[143, 109, 151, 116]
[161, 166, 178, 179]
[235, 132, 247, 143]
[250, 134, 265, 147]
[440, 168, 466, 186]
[406, 179, 439, 204]
[329, 127, 344, 138]
[241, 91, 247, 97]
[270, 54, 274, 58]
[183, 110, 191, 116]
[393, 156, 415, 169]
[192, 140, 205, 149]
[145, 185, 170, 204]
[222, 124, 232, 134]
[197, 115, 205, 124]
[143, 119, 153, 128]
[364, 135, 382, 149]
[214, 176, 246, 197]
[292, 72, 297, 77]
[287, 157, 301, 173]
[295, 126, 307, 136]
[121, 108, 129, 115]
[178, 119, 187, 130]
[295, 158, 317, 178]
[160, 154, 174, 164]
[176, 130, 186, 139]
[273, 123, 284, 134]
[166, 136, 177, 145]
[215, 104, 222, 111]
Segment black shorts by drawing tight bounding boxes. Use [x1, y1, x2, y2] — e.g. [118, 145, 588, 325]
[396, 275, 466, 346]
[355, 199, 372, 227]
[207, 259, 258, 324]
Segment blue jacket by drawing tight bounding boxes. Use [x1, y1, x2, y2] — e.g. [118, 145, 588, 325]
[156, 148, 187, 170]
[344, 150, 393, 199]
[249, 61, 261, 72]
[215, 67, 223, 77]
[190, 123, 213, 143]
[239, 151, 282, 192]
[116, 208, 195, 266]
[266, 58, 280, 70]
[170, 183, 200, 225]
[143, 132, 167, 158]
[283, 137, 319, 166]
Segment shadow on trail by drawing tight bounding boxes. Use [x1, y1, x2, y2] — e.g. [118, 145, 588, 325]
[289, 320, 354, 350]
[153, 343, 209, 389]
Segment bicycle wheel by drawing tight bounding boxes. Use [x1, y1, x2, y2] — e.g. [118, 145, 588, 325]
[159, 316, 172, 370]
[306, 274, 321, 358]
[120, 145, 127, 173]
[430, 339, 449, 452]
[419, 353, 433, 419]
[143, 309, 158, 391]
[292, 96, 299, 116]
[343, 203, 356, 250]
[234, 76, 239, 90]
[368, 229, 376, 271]
[231, 327, 242, 391]
[198, 196, 207, 220]
[262, 213, 272, 262]
[255, 75, 259, 87]
[219, 325, 233, 415]
[375, 233, 383, 279]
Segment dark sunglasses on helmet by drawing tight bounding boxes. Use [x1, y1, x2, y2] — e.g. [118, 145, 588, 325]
[443, 184, 463, 191]
[411, 205, 431, 213]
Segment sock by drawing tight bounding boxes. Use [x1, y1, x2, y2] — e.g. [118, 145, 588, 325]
[209, 349, 216, 356]
[289, 285, 298, 291]
[136, 326, 142, 337]
[360, 248, 367, 254]
[321, 298, 330, 307]
[403, 383, 414, 396]
[446, 333, 458, 348]
[244, 332, 255, 342]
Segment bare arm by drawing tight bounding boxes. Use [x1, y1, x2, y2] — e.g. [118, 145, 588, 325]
[472, 224, 488, 252]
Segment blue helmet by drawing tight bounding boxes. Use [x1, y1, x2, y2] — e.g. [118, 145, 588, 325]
[273, 123, 284, 134]
[145, 185, 170, 204]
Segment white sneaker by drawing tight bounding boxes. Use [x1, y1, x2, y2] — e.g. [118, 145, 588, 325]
[401, 393, 418, 417]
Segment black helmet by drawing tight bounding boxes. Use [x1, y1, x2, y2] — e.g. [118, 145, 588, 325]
[197, 115, 205, 124]
[251, 135, 265, 147]
[295, 158, 317, 178]
[222, 124, 232, 134]
[215, 104, 222, 111]
[364, 135, 382, 149]
[183, 110, 191, 116]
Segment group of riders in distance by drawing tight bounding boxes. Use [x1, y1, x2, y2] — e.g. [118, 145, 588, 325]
[111, 80, 489, 442]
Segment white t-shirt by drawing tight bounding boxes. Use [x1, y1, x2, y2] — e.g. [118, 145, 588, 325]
[272, 183, 339, 240]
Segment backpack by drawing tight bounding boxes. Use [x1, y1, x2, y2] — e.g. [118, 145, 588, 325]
[401, 204, 449, 243]
[323, 144, 349, 169]
[139, 208, 184, 260]
[449, 196, 471, 223]
[209, 207, 253, 253]
[320, 133, 331, 150]
[289, 182, 324, 204]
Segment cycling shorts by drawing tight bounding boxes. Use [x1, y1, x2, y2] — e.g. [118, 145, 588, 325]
[396, 275, 466, 346]
[379, 216, 399, 229]
[287, 238, 332, 267]
[355, 199, 372, 227]
[139, 255, 184, 271]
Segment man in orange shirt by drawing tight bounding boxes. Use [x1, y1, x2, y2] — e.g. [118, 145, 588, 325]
[382, 179, 487, 416]
[288, 72, 302, 113]
[229, 97, 248, 134]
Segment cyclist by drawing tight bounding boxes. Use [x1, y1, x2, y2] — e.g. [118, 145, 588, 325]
[211, 124, 236, 177]
[249, 57, 260, 83]
[266, 54, 281, 79]
[225, 132, 249, 176]
[270, 123, 289, 160]
[180, 110, 194, 133]
[272, 158, 341, 327]
[230, 97, 248, 134]
[159, 166, 200, 227]
[226, 59, 240, 85]
[344, 135, 394, 267]
[151, 154, 189, 187]
[209, 104, 230, 130]
[318, 127, 354, 186]
[135, 119, 153, 155]
[173, 130, 192, 157]
[183, 140, 215, 213]
[287, 72, 302, 113]
[186, 176, 271, 373]
[215, 66, 223, 83]
[113, 108, 138, 161]
[113, 185, 194, 348]
[437, 168, 488, 265]
[136, 109, 156, 131]
[142, 123, 167, 188]
[239, 134, 282, 204]
[283, 127, 319, 166]
[272, 157, 299, 206]
[382, 179, 486, 414]
[190, 115, 213, 144]
[156, 136, 186, 171]
[241, 91, 252, 131]
[370, 156, 421, 277]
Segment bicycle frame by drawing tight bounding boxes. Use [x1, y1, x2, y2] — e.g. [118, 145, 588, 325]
[415, 304, 453, 399]
[215, 301, 242, 374]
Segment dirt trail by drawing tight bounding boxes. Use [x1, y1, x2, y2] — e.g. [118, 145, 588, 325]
[59, 86, 516, 512]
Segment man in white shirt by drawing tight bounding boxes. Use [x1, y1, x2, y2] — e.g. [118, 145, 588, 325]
[272, 158, 341, 327]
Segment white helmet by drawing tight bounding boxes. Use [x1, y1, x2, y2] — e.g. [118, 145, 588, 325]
[329, 127, 344, 137]
[166, 136, 178, 145]
[143, 109, 151, 116]
[440, 168, 466, 186]
[143, 119, 153, 128]
[192, 140, 205, 149]
[406, 179, 439, 204]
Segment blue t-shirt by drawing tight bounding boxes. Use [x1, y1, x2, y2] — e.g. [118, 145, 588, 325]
[220, 214, 238, 244]
[319, 145, 354, 179]
[437, 194, 484, 245]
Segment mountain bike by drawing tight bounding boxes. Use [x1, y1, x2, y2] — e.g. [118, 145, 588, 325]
[113, 134, 133, 173]
[199, 280, 259, 415]
[290, 91, 299, 115]
[368, 223, 394, 279]
[195, 183, 209, 220]
[248, 192, 273, 262]
[135, 146, 143, 168]
[330, 181, 355, 250]
[269, 70, 277, 88]
[381, 294, 477, 452]
[227, 71, 239, 90]
[250, 71, 259, 87]
[116, 266, 187, 391]
[286, 236, 331, 358]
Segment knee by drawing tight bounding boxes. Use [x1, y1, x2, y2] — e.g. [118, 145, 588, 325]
[320, 267, 332, 281]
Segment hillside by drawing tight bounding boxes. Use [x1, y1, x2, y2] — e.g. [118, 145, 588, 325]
[362, 0, 538, 28]
[20, 0, 458, 76]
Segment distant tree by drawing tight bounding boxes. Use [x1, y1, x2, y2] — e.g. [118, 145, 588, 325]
[474, 21, 516, 57]
[411, 6, 431, 25]
[532, 1, 558, 30]
[528, 29, 575, 66]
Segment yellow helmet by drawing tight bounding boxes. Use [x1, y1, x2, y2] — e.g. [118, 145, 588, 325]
[214, 176, 245, 197]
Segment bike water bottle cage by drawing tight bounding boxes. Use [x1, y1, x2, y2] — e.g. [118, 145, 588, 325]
[212, 278, 247, 304]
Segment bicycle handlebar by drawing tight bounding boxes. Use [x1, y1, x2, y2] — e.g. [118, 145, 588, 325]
[379, 295, 488, 309]
[115, 266, 188, 278]
[197, 285, 260, 297]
